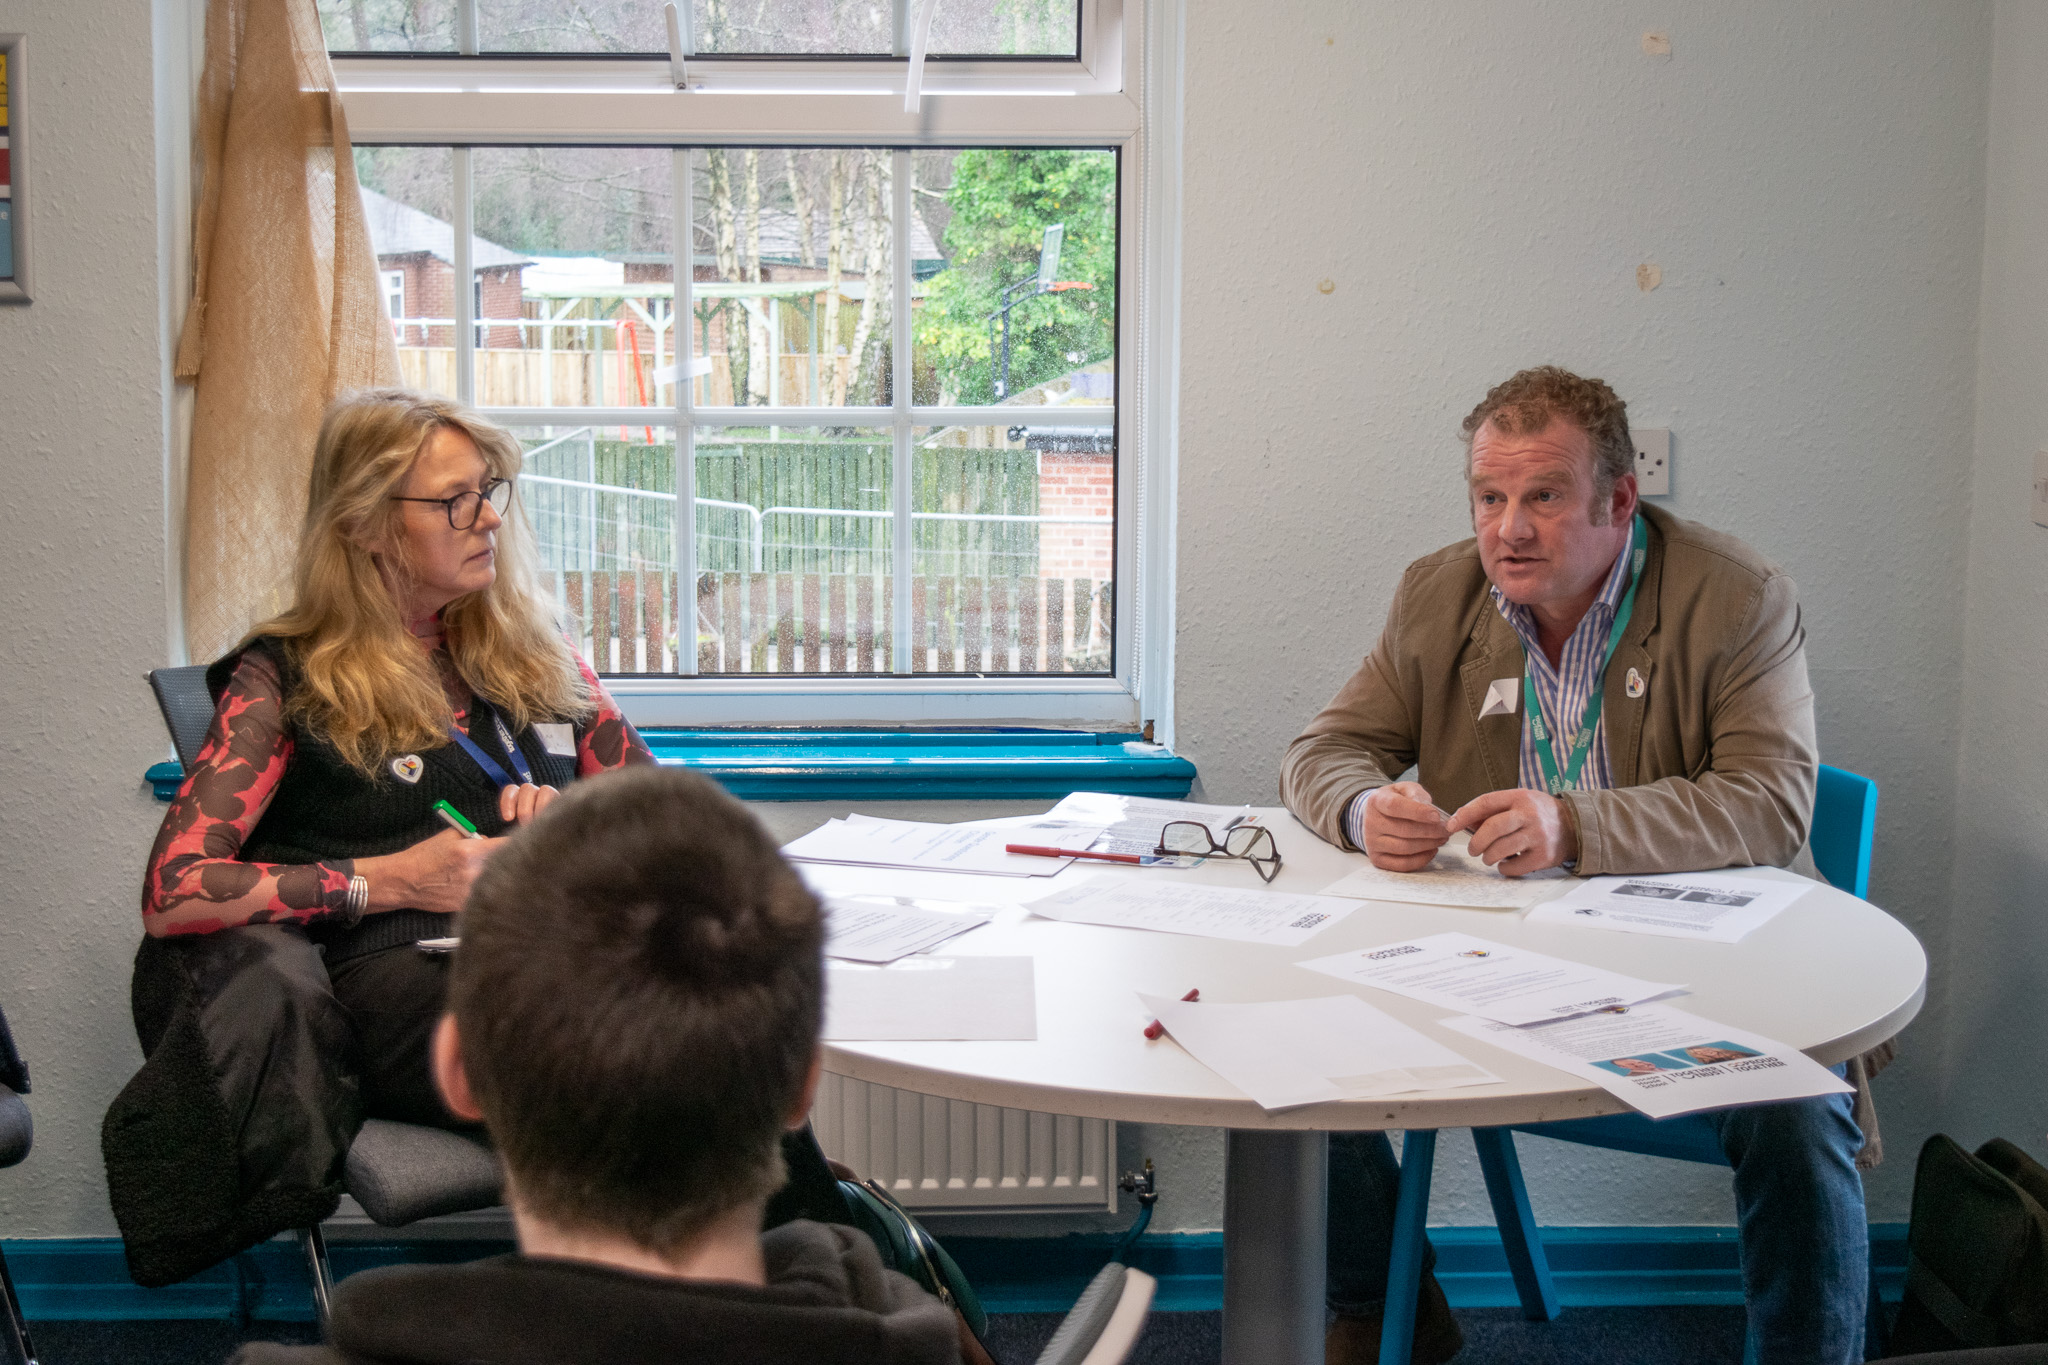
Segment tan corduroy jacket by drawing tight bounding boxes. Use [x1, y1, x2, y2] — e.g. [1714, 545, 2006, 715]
[1279, 504, 1894, 1164]
[1281, 504, 1821, 878]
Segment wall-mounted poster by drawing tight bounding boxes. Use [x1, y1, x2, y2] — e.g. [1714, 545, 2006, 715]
[0, 34, 26, 304]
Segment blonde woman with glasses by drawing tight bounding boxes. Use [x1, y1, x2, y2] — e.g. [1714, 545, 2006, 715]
[107, 389, 654, 1285]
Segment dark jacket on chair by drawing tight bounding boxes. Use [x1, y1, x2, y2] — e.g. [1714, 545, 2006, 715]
[229, 1220, 964, 1365]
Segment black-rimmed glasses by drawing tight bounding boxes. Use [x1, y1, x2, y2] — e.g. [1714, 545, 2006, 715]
[1156, 820, 1283, 883]
[391, 477, 513, 529]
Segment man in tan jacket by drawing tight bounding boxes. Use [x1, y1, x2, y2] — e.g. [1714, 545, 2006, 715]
[1286, 367, 1867, 1365]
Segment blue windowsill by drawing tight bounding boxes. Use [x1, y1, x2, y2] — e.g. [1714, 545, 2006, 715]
[642, 728, 1196, 803]
[147, 732, 1197, 804]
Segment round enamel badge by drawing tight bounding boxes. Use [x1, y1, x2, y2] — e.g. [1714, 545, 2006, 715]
[391, 754, 424, 784]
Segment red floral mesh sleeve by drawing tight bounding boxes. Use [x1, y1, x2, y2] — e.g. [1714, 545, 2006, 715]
[574, 652, 655, 776]
[141, 652, 354, 937]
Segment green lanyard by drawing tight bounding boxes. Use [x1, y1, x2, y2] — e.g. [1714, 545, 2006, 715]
[1524, 515, 1649, 797]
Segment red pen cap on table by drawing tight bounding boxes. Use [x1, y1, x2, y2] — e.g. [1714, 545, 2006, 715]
[1143, 989, 1201, 1040]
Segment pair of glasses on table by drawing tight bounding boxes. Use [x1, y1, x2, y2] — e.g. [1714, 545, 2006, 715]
[1155, 820, 1283, 883]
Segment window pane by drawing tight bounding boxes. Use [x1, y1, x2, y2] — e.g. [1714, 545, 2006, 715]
[690, 150, 905, 408]
[316, 0, 459, 52]
[691, 0, 892, 55]
[355, 147, 460, 399]
[928, 0, 1079, 57]
[693, 426, 894, 674]
[913, 424, 1111, 674]
[912, 148, 1116, 407]
[477, 1, 666, 53]
[515, 423, 679, 676]
[470, 147, 674, 410]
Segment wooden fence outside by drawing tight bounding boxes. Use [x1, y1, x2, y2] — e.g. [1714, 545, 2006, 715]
[551, 569, 1112, 676]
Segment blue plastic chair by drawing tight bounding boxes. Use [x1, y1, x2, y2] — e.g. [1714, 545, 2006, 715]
[1374, 765, 1882, 1365]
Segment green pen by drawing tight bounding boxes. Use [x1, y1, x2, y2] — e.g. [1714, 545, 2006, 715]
[433, 800, 481, 839]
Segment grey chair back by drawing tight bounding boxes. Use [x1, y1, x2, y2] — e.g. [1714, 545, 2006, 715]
[147, 665, 216, 772]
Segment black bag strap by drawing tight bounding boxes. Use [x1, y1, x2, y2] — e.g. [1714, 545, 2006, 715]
[1907, 1250, 2002, 1350]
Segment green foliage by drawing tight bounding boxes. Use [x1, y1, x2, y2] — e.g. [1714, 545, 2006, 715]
[916, 150, 1116, 405]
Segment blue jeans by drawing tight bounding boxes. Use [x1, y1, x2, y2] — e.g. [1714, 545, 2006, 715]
[1326, 1077, 1868, 1364]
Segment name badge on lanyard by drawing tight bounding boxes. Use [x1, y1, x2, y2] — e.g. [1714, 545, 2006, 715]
[447, 702, 533, 790]
[1524, 515, 1649, 796]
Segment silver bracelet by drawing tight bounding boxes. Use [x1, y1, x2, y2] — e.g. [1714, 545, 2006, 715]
[344, 874, 370, 926]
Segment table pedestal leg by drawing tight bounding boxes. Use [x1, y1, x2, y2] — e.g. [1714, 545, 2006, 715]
[1222, 1129, 1328, 1365]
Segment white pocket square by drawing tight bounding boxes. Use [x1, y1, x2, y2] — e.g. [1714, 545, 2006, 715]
[1479, 678, 1520, 718]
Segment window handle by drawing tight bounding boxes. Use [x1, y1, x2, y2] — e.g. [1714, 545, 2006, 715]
[904, 0, 940, 113]
[664, 2, 691, 91]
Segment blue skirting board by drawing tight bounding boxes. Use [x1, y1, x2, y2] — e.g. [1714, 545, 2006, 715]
[1, 1226, 1907, 1321]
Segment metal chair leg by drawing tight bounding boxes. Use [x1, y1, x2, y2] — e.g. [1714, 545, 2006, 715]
[1379, 1130, 1438, 1365]
[0, 1241, 37, 1365]
[1472, 1127, 1561, 1321]
[298, 1224, 335, 1334]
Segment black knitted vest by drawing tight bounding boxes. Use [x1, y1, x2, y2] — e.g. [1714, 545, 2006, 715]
[206, 637, 581, 962]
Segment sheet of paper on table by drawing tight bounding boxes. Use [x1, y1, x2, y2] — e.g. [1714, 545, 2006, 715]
[1047, 791, 1258, 859]
[823, 957, 1036, 1040]
[1140, 991, 1501, 1111]
[822, 896, 997, 963]
[1440, 1002, 1851, 1120]
[1523, 872, 1814, 943]
[1315, 832, 1578, 909]
[1296, 931, 1685, 1027]
[1027, 875, 1356, 947]
[783, 814, 1110, 877]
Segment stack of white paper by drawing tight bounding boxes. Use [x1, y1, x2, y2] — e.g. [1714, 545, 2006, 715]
[1139, 992, 1501, 1111]
[1046, 791, 1260, 859]
[1316, 833, 1577, 909]
[1524, 872, 1813, 943]
[784, 814, 1109, 877]
[1297, 932, 1684, 1025]
[1028, 876, 1356, 947]
[822, 896, 997, 963]
[1440, 1003, 1851, 1119]
[824, 957, 1037, 1040]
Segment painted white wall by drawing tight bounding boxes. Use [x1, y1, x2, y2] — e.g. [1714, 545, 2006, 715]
[0, 0, 177, 1237]
[1171, 0, 1989, 1229]
[1941, 1, 2048, 1153]
[0, 0, 2020, 1246]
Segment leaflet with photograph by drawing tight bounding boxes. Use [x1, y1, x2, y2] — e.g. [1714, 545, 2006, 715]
[1046, 791, 1257, 859]
[1440, 1002, 1851, 1119]
[1296, 931, 1684, 1026]
[822, 896, 997, 963]
[1316, 834, 1578, 910]
[1139, 991, 1501, 1111]
[783, 814, 1109, 877]
[1027, 876, 1356, 947]
[823, 957, 1036, 1041]
[1524, 872, 1814, 943]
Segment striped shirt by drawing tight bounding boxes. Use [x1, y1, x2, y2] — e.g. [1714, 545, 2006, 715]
[1341, 523, 1637, 849]
[1495, 517, 1637, 796]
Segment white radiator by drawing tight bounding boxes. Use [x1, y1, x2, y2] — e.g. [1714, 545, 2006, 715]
[812, 1073, 1116, 1212]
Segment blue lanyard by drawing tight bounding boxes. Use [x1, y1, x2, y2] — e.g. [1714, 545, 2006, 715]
[447, 702, 531, 789]
[1522, 515, 1649, 796]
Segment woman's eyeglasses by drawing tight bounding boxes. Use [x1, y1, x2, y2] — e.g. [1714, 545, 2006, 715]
[1155, 820, 1283, 883]
[391, 477, 514, 530]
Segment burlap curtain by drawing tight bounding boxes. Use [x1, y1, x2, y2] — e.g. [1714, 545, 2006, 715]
[176, 0, 400, 661]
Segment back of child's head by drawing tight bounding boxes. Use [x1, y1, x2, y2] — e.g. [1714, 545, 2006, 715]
[450, 765, 823, 1253]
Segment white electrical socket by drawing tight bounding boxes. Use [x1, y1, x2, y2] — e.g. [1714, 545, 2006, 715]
[1633, 427, 1671, 496]
[2034, 450, 2048, 528]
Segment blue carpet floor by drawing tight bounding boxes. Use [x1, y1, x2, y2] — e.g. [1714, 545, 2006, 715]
[22, 1304, 1760, 1364]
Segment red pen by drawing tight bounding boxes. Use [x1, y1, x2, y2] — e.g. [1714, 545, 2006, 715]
[1144, 989, 1201, 1040]
[1006, 843, 1146, 865]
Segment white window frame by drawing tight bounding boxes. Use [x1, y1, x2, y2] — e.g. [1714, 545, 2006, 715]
[332, 0, 1180, 740]
[380, 267, 405, 322]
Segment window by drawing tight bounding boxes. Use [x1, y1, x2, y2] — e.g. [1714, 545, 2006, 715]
[380, 268, 405, 327]
[326, 0, 1170, 731]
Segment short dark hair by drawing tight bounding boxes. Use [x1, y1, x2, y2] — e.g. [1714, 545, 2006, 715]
[450, 766, 824, 1253]
[1461, 365, 1634, 501]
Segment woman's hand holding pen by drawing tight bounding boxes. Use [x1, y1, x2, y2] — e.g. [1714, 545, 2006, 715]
[355, 827, 501, 916]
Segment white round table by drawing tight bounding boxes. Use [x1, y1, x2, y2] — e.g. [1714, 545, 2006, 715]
[804, 809, 1926, 1364]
